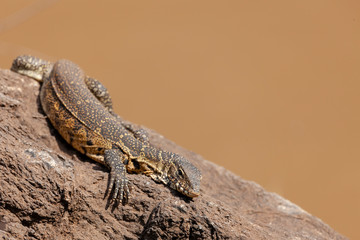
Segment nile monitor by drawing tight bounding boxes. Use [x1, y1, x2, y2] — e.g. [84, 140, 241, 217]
[11, 55, 201, 206]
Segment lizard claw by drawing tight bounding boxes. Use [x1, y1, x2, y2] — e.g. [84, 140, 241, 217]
[112, 174, 130, 203]
[104, 149, 130, 206]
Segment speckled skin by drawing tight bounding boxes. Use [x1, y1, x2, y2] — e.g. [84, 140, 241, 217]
[11, 55, 202, 205]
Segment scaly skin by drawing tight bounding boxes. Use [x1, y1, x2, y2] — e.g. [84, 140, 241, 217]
[11, 55, 202, 205]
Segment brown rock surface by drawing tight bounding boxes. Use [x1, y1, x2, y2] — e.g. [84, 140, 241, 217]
[0, 68, 346, 240]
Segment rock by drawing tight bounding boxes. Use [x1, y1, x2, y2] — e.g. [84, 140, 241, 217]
[0, 68, 346, 240]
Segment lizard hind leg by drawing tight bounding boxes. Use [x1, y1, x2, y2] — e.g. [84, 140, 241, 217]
[11, 55, 53, 82]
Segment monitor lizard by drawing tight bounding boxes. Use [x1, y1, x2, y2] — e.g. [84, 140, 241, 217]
[11, 55, 201, 206]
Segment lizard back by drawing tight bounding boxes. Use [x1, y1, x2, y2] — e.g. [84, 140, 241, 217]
[46, 59, 142, 159]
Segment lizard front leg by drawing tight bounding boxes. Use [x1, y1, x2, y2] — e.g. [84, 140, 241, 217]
[84, 76, 150, 143]
[104, 148, 130, 204]
[85, 76, 114, 113]
[122, 124, 150, 143]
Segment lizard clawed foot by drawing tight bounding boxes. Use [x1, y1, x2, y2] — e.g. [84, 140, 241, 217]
[104, 149, 130, 206]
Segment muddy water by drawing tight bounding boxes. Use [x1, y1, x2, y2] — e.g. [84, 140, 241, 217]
[1, 0, 359, 238]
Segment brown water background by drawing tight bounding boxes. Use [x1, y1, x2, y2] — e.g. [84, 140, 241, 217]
[1, 1, 359, 238]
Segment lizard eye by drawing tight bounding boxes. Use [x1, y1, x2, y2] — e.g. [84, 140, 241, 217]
[178, 169, 184, 177]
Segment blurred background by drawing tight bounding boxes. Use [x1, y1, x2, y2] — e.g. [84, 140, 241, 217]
[1, 0, 359, 238]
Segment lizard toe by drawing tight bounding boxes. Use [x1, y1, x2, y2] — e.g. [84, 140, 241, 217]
[104, 170, 115, 200]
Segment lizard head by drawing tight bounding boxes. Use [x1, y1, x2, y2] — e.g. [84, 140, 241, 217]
[166, 155, 202, 198]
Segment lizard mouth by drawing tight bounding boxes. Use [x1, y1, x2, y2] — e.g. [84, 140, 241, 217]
[169, 181, 200, 198]
[185, 191, 200, 198]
